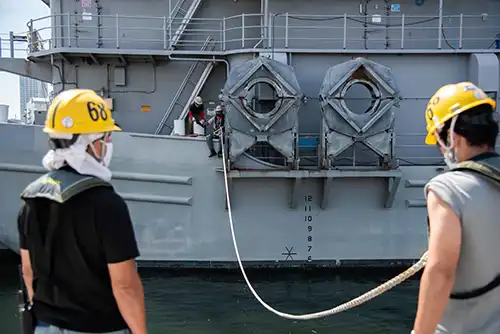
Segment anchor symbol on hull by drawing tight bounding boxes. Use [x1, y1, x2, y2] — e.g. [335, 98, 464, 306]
[281, 246, 297, 261]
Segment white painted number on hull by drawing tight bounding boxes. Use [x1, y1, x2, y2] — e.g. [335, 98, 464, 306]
[305, 195, 313, 262]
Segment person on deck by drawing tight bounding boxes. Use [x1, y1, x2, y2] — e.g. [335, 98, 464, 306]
[18, 89, 147, 334]
[187, 96, 205, 135]
[412, 82, 500, 334]
[205, 104, 225, 158]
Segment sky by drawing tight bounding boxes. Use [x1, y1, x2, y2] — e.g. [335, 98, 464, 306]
[0, 0, 50, 119]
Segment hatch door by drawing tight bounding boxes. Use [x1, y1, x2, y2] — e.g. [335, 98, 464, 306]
[362, 0, 395, 50]
[71, 0, 101, 49]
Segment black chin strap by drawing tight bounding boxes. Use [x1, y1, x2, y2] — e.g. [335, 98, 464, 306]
[48, 134, 79, 150]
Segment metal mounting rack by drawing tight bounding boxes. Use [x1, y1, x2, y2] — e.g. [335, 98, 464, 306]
[216, 168, 402, 210]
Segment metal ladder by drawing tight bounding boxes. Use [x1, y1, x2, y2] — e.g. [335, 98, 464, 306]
[169, 0, 203, 49]
[155, 36, 216, 135]
[167, 0, 203, 49]
[166, 0, 188, 47]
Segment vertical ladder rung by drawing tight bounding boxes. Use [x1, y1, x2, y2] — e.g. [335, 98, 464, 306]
[174, 101, 185, 107]
[187, 79, 197, 86]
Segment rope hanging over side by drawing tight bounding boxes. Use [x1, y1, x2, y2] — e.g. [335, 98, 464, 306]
[220, 136, 428, 320]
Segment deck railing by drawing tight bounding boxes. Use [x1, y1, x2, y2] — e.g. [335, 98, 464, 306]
[1, 13, 499, 58]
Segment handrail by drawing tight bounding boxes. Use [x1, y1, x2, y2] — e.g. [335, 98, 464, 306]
[1, 13, 499, 58]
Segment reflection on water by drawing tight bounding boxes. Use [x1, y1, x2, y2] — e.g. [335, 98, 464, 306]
[0, 257, 419, 334]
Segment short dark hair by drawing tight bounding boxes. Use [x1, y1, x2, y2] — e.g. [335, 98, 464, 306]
[438, 103, 498, 148]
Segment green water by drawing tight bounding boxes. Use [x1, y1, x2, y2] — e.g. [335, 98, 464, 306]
[0, 258, 419, 333]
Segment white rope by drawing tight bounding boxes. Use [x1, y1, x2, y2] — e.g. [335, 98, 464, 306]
[220, 136, 428, 320]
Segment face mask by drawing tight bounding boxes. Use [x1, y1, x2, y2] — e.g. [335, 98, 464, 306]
[102, 142, 113, 167]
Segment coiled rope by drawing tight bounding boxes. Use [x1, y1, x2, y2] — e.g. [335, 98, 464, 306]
[220, 136, 428, 320]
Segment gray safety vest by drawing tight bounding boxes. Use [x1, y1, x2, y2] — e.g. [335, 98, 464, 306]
[21, 168, 111, 203]
[448, 155, 500, 299]
[20, 168, 111, 281]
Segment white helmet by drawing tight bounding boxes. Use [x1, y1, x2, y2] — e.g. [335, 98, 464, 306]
[194, 96, 203, 106]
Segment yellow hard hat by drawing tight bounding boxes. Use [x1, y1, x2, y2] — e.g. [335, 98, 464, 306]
[425, 82, 496, 145]
[44, 89, 121, 135]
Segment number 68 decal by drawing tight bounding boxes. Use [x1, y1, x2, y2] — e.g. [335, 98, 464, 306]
[87, 101, 108, 121]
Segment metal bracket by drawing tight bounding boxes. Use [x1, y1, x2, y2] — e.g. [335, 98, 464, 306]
[119, 55, 127, 65]
[320, 177, 334, 209]
[149, 55, 156, 66]
[89, 54, 100, 65]
[217, 168, 402, 210]
[319, 171, 402, 209]
[60, 53, 71, 65]
[289, 177, 303, 209]
[385, 176, 401, 208]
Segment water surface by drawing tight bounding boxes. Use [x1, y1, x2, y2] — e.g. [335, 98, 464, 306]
[0, 257, 419, 333]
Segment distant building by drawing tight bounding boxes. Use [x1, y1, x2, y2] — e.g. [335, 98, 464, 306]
[25, 97, 50, 125]
[19, 77, 48, 114]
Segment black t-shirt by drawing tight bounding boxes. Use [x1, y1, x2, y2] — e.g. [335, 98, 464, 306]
[18, 181, 140, 332]
[189, 102, 204, 118]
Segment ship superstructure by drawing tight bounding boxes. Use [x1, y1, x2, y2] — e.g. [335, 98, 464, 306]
[0, 0, 498, 268]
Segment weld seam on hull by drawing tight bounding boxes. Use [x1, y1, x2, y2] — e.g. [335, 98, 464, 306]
[0, 163, 191, 185]
[121, 193, 192, 205]
[405, 180, 427, 188]
[406, 199, 426, 207]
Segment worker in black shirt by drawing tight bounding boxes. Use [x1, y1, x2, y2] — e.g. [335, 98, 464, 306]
[186, 96, 205, 135]
[17, 89, 147, 334]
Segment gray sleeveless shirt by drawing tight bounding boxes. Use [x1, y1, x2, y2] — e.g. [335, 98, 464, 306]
[424, 155, 500, 334]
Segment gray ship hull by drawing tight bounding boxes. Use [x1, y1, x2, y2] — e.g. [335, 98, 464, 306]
[1, 0, 499, 268]
[0, 123, 436, 268]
